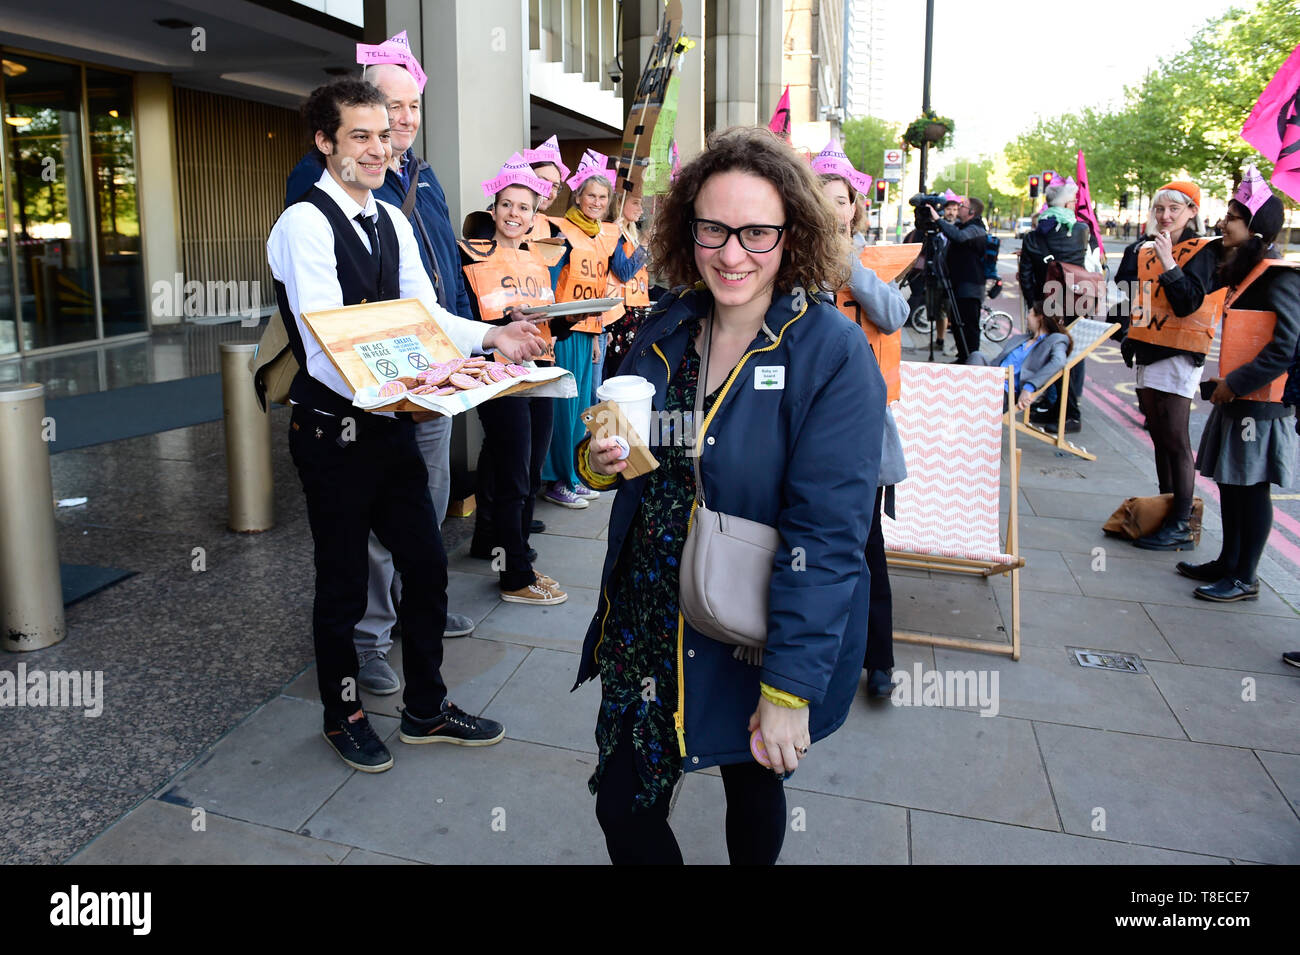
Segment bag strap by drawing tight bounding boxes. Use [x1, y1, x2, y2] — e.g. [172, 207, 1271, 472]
[401, 161, 420, 218]
[691, 312, 712, 508]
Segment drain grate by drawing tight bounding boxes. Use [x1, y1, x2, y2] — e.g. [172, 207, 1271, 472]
[1069, 647, 1147, 674]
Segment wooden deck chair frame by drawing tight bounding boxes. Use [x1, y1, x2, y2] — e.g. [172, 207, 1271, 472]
[1015, 317, 1118, 462]
[889, 366, 1025, 661]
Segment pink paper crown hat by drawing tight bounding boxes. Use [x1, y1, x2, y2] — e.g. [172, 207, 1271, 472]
[1234, 164, 1272, 215]
[940, 188, 960, 204]
[522, 134, 571, 182]
[810, 140, 872, 194]
[566, 148, 617, 192]
[356, 30, 427, 94]
[481, 153, 555, 200]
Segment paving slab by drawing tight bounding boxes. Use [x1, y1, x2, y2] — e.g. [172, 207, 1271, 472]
[280, 637, 531, 720]
[531, 494, 613, 538]
[995, 590, 1178, 662]
[1060, 550, 1300, 617]
[790, 696, 1059, 829]
[477, 648, 601, 753]
[1034, 721, 1300, 864]
[302, 737, 608, 864]
[932, 646, 1185, 738]
[158, 695, 398, 832]
[450, 533, 609, 586]
[670, 772, 909, 864]
[1022, 486, 1152, 523]
[1002, 547, 1082, 595]
[446, 570, 513, 624]
[909, 810, 1229, 864]
[1255, 750, 1300, 816]
[1141, 603, 1300, 676]
[1146, 661, 1300, 755]
[474, 583, 599, 651]
[69, 799, 352, 865]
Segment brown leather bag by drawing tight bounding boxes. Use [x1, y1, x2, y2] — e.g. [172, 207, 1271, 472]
[1044, 257, 1106, 318]
[1102, 493, 1204, 543]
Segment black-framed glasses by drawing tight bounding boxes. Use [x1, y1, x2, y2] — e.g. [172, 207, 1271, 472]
[690, 218, 785, 253]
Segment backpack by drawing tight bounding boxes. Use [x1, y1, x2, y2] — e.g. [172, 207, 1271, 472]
[983, 233, 1001, 280]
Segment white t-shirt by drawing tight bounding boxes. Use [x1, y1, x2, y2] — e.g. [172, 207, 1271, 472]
[1135, 353, 1202, 399]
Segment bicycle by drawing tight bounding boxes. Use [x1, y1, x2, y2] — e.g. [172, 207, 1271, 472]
[906, 301, 1015, 344]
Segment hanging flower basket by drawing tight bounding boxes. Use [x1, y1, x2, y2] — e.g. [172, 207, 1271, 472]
[902, 112, 954, 151]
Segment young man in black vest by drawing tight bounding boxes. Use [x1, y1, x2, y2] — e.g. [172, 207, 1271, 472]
[268, 80, 547, 772]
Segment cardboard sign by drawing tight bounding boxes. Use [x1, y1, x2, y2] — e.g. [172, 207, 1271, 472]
[860, 243, 922, 284]
[1220, 308, 1286, 402]
[581, 399, 659, 478]
[353, 335, 437, 383]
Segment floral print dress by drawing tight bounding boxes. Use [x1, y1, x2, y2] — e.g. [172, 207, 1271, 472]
[588, 319, 719, 810]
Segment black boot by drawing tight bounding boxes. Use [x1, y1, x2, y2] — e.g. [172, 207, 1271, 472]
[1176, 559, 1225, 581]
[1134, 518, 1195, 551]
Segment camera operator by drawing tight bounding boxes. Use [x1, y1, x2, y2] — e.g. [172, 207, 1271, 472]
[924, 197, 988, 362]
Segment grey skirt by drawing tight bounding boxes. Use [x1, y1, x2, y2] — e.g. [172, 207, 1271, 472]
[1196, 406, 1298, 487]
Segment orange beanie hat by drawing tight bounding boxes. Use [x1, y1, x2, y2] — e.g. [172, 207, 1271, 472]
[1158, 181, 1201, 207]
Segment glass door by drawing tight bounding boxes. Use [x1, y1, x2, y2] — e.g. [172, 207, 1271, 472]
[3, 54, 97, 350]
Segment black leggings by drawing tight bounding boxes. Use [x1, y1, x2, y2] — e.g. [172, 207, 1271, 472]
[864, 486, 895, 671]
[1137, 388, 1194, 521]
[1213, 482, 1274, 583]
[595, 713, 788, 865]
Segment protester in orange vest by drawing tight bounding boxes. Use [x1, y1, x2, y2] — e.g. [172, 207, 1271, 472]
[604, 191, 652, 381]
[814, 141, 908, 701]
[522, 134, 567, 241]
[1119, 181, 1224, 552]
[458, 154, 569, 606]
[541, 149, 632, 509]
[1177, 177, 1298, 602]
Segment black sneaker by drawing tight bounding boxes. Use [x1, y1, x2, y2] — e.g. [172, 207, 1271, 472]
[322, 711, 394, 773]
[399, 700, 505, 746]
[1044, 418, 1082, 434]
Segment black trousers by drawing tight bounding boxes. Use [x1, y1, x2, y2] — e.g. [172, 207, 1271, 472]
[473, 395, 553, 590]
[1136, 388, 1195, 522]
[289, 406, 448, 722]
[954, 297, 982, 362]
[864, 486, 895, 671]
[1214, 482, 1274, 583]
[595, 713, 787, 865]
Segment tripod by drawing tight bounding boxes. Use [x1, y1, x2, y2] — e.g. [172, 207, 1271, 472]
[921, 226, 964, 363]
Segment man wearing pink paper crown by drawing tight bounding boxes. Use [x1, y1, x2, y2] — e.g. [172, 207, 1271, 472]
[282, 34, 485, 698]
[457, 154, 570, 607]
[540, 148, 645, 509]
[812, 140, 910, 701]
[268, 78, 547, 772]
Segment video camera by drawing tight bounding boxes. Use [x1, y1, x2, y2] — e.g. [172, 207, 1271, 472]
[909, 193, 946, 231]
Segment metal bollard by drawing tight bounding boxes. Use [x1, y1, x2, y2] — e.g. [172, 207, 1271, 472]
[0, 383, 65, 651]
[220, 343, 274, 532]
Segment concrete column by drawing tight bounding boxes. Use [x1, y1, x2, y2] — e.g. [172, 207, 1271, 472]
[134, 74, 181, 327]
[708, 0, 759, 130]
[757, 0, 782, 123]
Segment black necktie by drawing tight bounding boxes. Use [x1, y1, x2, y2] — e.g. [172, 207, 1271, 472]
[354, 212, 381, 271]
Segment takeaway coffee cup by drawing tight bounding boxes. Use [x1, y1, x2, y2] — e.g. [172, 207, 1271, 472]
[596, 375, 656, 447]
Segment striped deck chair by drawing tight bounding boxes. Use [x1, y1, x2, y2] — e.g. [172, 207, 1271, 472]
[1017, 317, 1118, 461]
[884, 362, 1024, 659]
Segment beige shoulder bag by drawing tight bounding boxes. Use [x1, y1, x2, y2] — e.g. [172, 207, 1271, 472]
[679, 315, 781, 654]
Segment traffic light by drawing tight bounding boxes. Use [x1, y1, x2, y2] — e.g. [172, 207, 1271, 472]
[1029, 175, 1040, 198]
[875, 180, 887, 204]
[1120, 191, 1129, 210]
[1041, 169, 1055, 188]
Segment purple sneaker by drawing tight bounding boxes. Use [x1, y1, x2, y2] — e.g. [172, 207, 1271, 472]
[542, 483, 588, 509]
[572, 484, 601, 500]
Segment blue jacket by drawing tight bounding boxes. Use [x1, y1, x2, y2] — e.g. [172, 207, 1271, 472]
[285, 149, 473, 320]
[574, 286, 885, 771]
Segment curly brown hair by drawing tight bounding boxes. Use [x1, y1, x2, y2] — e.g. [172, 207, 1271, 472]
[818, 173, 867, 236]
[650, 126, 849, 294]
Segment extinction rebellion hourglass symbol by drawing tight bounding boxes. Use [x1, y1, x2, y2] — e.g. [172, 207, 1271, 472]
[408, 353, 430, 371]
[376, 358, 399, 379]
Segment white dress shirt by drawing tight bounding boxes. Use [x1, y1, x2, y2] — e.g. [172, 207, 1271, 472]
[267, 168, 488, 404]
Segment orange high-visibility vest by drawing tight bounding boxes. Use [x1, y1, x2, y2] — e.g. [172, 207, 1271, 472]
[553, 217, 625, 333]
[1218, 259, 1300, 403]
[619, 237, 651, 307]
[836, 279, 901, 404]
[1128, 237, 1224, 355]
[459, 239, 556, 361]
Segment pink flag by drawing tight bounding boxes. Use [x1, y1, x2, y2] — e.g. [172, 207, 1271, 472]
[1241, 41, 1300, 203]
[768, 86, 791, 142]
[1075, 150, 1106, 260]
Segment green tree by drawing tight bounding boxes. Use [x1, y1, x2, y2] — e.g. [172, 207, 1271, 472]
[931, 157, 1018, 219]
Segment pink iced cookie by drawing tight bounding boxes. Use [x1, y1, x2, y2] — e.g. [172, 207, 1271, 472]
[449, 373, 482, 390]
[433, 386, 456, 396]
[377, 380, 407, 398]
[486, 364, 511, 383]
[505, 364, 529, 378]
[750, 729, 771, 768]
[418, 364, 451, 385]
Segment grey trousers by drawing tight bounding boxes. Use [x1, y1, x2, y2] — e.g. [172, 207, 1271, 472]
[353, 416, 452, 658]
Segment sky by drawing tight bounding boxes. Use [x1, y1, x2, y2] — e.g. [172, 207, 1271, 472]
[870, 0, 1256, 159]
